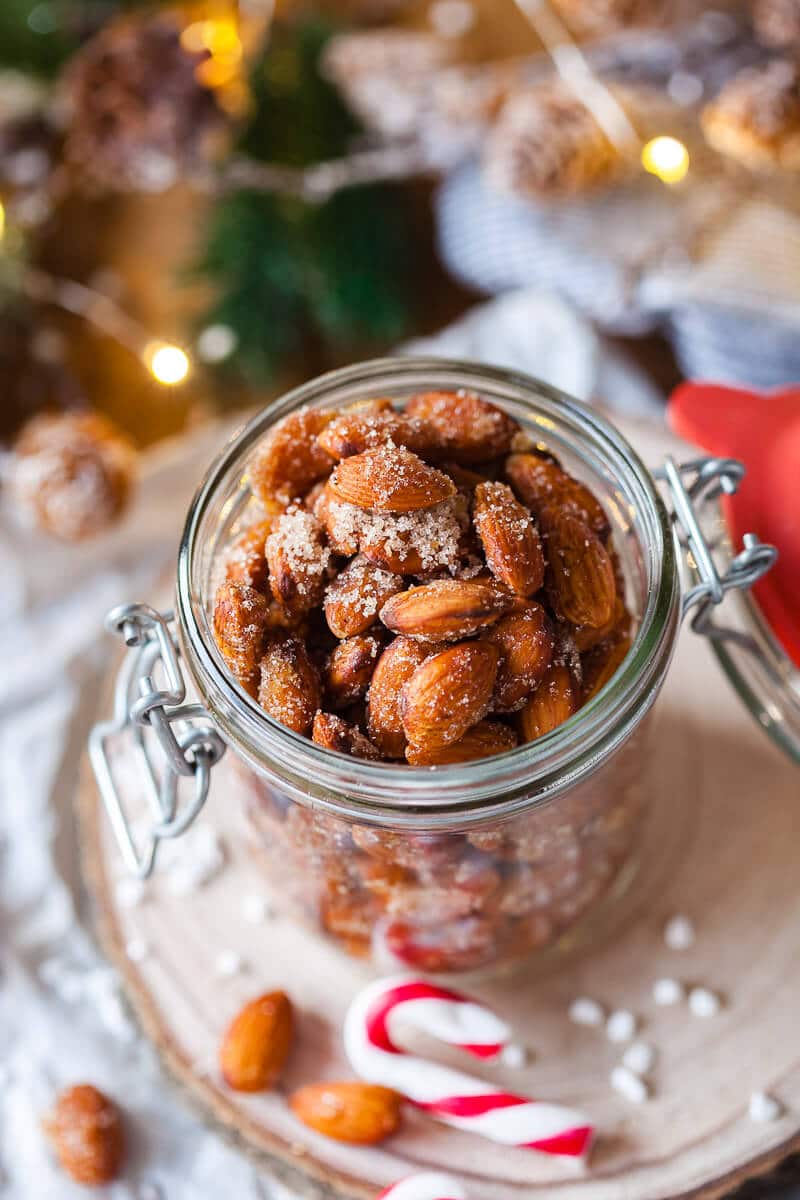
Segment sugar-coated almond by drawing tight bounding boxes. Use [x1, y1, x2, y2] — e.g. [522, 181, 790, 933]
[406, 719, 517, 765]
[314, 483, 361, 555]
[317, 408, 439, 460]
[324, 556, 403, 639]
[367, 636, 439, 758]
[325, 634, 383, 708]
[380, 578, 511, 642]
[572, 592, 630, 652]
[505, 453, 609, 537]
[487, 602, 554, 711]
[214, 581, 271, 688]
[582, 634, 631, 701]
[44, 1085, 124, 1186]
[519, 663, 577, 741]
[402, 641, 500, 751]
[220, 991, 293, 1092]
[543, 509, 616, 628]
[358, 497, 467, 577]
[473, 480, 545, 597]
[225, 516, 283, 593]
[250, 408, 334, 504]
[266, 508, 331, 619]
[328, 445, 455, 512]
[312, 712, 382, 759]
[406, 390, 518, 463]
[258, 634, 321, 734]
[289, 1081, 402, 1144]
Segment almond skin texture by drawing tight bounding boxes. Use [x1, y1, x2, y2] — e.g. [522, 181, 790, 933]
[220, 991, 293, 1092]
[402, 641, 500, 751]
[543, 509, 616, 629]
[258, 635, 322, 735]
[324, 556, 403, 640]
[406, 390, 519, 463]
[312, 712, 382, 759]
[328, 445, 455, 513]
[473, 480, 545, 597]
[324, 634, 383, 708]
[519, 663, 577, 742]
[214, 581, 271, 688]
[487, 602, 554, 711]
[44, 1084, 124, 1187]
[266, 508, 331, 619]
[380, 579, 511, 642]
[367, 636, 438, 758]
[290, 1081, 402, 1144]
[505, 454, 609, 538]
[406, 719, 517, 765]
[251, 408, 334, 504]
[317, 408, 438, 460]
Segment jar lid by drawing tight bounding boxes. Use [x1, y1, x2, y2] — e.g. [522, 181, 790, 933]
[669, 382, 800, 763]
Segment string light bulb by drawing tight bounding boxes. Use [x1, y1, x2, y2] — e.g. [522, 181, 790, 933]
[641, 136, 690, 184]
[144, 341, 191, 386]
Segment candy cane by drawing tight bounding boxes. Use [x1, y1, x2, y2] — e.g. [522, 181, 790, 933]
[344, 977, 594, 1162]
[377, 1172, 467, 1200]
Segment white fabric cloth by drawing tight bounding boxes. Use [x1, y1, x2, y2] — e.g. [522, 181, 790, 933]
[0, 292, 668, 1199]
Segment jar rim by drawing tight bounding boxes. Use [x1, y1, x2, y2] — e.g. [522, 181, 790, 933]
[176, 357, 680, 825]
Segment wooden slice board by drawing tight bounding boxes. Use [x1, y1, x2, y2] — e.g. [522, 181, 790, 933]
[78, 422, 800, 1200]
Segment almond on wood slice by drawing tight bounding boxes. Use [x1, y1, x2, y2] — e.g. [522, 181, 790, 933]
[406, 390, 519, 463]
[402, 641, 500, 751]
[317, 408, 439, 460]
[581, 634, 632, 701]
[250, 408, 334, 504]
[214, 581, 270, 688]
[43, 1084, 124, 1186]
[505, 453, 610, 538]
[519, 663, 577, 742]
[542, 508, 616, 629]
[487, 602, 554, 711]
[258, 634, 321, 734]
[324, 556, 403, 639]
[380, 578, 511, 642]
[473, 480, 545, 597]
[289, 1081, 402, 1144]
[328, 445, 455, 513]
[324, 634, 383, 708]
[312, 712, 382, 759]
[220, 991, 293, 1092]
[266, 508, 331, 619]
[406, 719, 517, 765]
[367, 636, 440, 758]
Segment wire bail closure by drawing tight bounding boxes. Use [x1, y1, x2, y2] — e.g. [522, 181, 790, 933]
[88, 603, 226, 878]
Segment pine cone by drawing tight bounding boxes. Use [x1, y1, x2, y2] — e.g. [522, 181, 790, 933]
[752, 0, 800, 47]
[702, 59, 800, 170]
[62, 10, 229, 192]
[484, 82, 624, 201]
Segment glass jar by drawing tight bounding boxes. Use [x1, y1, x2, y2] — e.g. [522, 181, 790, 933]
[91, 358, 782, 975]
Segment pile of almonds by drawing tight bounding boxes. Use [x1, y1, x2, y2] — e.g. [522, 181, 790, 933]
[213, 390, 632, 765]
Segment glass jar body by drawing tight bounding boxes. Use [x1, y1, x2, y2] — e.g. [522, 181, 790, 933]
[177, 359, 680, 974]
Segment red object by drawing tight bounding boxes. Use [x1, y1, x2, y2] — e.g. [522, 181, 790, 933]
[668, 383, 800, 666]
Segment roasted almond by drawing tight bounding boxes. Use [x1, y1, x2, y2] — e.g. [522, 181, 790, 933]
[505, 453, 609, 537]
[214, 581, 271, 688]
[380, 578, 511, 642]
[220, 990, 293, 1092]
[317, 408, 438, 460]
[367, 636, 440, 758]
[487, 602, 554, 711]
[572, 592, 630, 652]
[266, 508, 331, 619]
[582, 634, 631, 701]
[519, 663, 577, 742]
[358, 497, 466, 577]
[405, 390, 518, 463]
[314, 483, 361, 556]
[225, 516, 283, 593]
[312, 712, 382, 759]
[44, 1084, 124, 1186]
[324, 634, 383, 708]
[473, 480, 545, 597]
[406, 719, 517, 765]
[324, 555, 403, 639]
[401, 641, 500, 751]
[289, 1081, 402, 1144]
[258, 634, 321, 735]
[250, 408, 334, 504]
[543, 509, 616, 629]
[328, 445, 455, 513]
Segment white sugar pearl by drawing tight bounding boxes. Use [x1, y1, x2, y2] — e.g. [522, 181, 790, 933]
[688, 987, 722, 1018]
[664, 914, 695, 950]
[500, 1043, 527, 1069]
[749, 1091, 783, 1123]
[125, 937, 149, 963]
[622, 1041, 656, 1076]
[610, 1065, 649, 1104]
[606, 1009, 637, 1043]
[242, 893, 272, 924]
[569, 997, 605, 1027]
[653, 977, 685, 1006]
[214, 951, 243, 978]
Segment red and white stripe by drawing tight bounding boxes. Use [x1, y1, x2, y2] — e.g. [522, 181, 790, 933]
[344, 976, 594, 1163]
[377, 1171, 466, 1200]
